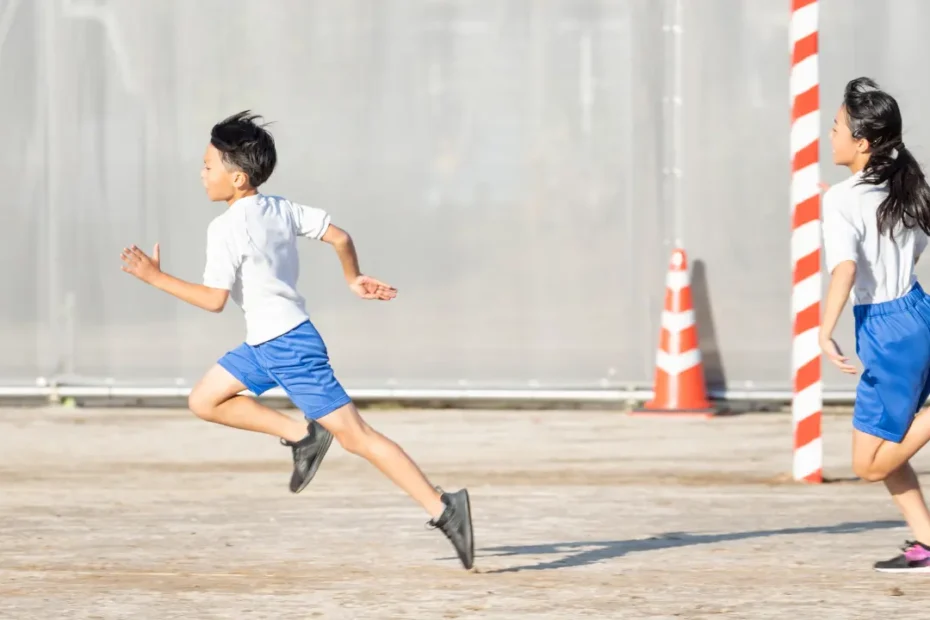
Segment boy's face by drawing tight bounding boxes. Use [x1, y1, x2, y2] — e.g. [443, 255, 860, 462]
[201, 143, 248, 202]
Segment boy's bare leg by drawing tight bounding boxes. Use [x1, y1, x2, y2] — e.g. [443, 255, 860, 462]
[188, 364, 307, 443]
[188, 364, 332, 493]
[316, 401, 444, 517]
[315, 401, 474, 569]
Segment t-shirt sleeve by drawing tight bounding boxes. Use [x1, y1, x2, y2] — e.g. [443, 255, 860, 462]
[288, 201, 331, 240]
[202, 219, 241, 290]
[822, 187, 860, 273]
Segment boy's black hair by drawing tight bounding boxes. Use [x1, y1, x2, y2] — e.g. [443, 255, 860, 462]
[844, 77, 930, 238]
[210, 110, 277, 188]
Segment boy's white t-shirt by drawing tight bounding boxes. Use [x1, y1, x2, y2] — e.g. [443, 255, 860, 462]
[822, 171, 928, 306]
[202, 194, 330, 345]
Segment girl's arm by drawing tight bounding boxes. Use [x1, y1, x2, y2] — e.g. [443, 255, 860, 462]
[820, 184, 861, 374]
[819, 262, 858, 374]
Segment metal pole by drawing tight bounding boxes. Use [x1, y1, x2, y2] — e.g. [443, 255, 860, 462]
[43, 0, 61, 379]
[671, 0, 684, 248]
[790, 0, 823, 483]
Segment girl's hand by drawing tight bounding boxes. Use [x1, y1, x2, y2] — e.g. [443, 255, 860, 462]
[820, 337, 857, 374]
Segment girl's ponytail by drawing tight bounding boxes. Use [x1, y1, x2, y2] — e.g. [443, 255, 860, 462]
[843, 77, 930, 237]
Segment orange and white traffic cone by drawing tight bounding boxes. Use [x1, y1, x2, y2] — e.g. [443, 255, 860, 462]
[633, 248, 717, 417]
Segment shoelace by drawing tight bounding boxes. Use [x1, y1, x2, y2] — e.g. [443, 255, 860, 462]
[426, 486, 447, 530]
[281, 426, 314, 449]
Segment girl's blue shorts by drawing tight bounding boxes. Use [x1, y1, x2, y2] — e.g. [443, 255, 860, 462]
[853, 282, 930, 443]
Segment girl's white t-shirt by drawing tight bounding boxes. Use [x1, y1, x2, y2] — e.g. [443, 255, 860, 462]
[822, 171, 928, 306]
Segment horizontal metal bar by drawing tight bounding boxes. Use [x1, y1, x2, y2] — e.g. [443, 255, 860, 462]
[0, 386, 53, 397]
[708, 389, 858, 403]
[0, 385, 655, 402]
[0, 383, 860, 404]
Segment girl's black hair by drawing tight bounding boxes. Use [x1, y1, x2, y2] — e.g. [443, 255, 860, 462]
[210, 110, 277, 188]
[844, 77, 930, 238]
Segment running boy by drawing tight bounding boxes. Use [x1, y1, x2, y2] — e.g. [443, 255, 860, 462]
[821, 77, 930, 572]
[119, 111, 474, 570]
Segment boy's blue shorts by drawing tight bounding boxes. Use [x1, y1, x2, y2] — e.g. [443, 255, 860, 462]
[853, 281, 930, 443]
[217, 320, 352, 420]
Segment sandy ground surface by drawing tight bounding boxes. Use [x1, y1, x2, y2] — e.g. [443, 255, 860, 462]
[1, 406, 929, 619]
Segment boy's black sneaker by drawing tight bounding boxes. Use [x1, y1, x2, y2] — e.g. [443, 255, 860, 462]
[429, 488, 475, 569]
[281, 421, 333, 493]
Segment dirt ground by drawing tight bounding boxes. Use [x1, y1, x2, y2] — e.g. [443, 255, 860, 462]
[1, 406, 929, 619]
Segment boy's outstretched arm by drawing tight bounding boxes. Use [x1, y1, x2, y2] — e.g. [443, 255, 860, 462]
[321, 224, 397, 301]
[120, 244, 229, 312]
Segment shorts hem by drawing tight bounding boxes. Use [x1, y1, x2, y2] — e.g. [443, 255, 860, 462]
[852, 418, 906, 443]
[217, 358, 272, 396]
[296, 393, 353, 421]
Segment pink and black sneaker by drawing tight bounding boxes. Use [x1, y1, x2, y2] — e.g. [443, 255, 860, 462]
[874, 541, 930, 573]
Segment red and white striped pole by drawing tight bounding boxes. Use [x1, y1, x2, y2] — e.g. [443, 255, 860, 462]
[790, 0, 823, 483]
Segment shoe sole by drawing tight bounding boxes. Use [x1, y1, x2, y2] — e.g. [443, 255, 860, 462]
[292, 428, 334, 494]
[456, 489, 475, 570]
[874, 566, 930, 573]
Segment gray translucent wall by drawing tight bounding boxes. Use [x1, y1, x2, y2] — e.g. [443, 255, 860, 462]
[3, 0, 930, 392]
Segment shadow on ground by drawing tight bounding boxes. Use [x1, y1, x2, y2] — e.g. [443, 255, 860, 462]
[476, 520, 904, 573]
